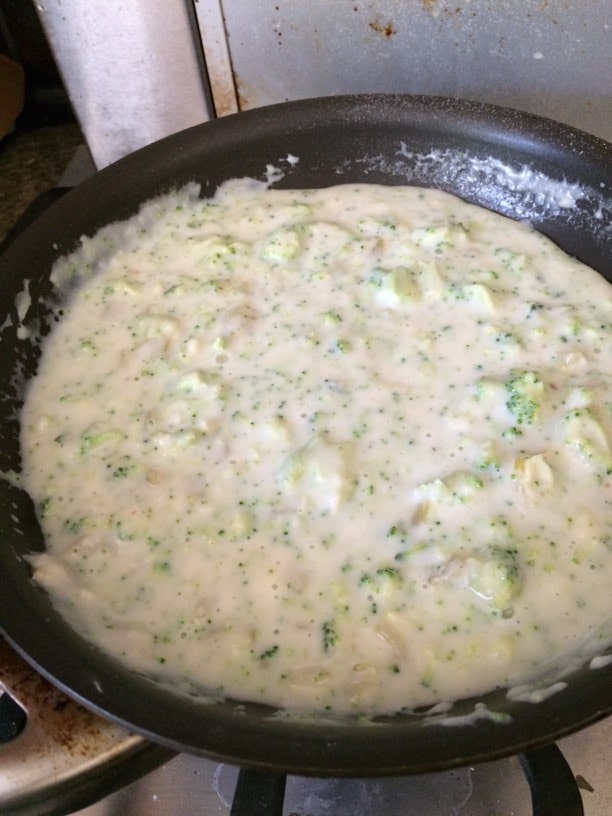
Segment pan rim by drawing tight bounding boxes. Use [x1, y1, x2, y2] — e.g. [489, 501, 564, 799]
[0, 93, 610, 775]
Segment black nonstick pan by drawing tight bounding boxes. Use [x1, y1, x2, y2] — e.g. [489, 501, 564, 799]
[0, 95, 610, 776]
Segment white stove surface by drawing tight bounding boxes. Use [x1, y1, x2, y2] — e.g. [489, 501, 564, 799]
[75, 717, 610, 816]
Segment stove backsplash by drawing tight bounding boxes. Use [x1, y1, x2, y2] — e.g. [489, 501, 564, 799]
[37, 1, 610, 169]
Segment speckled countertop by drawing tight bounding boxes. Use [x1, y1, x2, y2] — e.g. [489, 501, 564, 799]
[0, 123, 83, 244]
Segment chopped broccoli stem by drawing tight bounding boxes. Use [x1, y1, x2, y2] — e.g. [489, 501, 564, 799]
[80, 426, 125, 455]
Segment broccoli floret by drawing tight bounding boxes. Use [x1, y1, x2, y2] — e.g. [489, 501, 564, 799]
[322, 619, 338, 651]
[505, 370, 544, 425]
[469, 545, 523, 611]
[358, 566, 402, 592]
[259, 644, 279, 660]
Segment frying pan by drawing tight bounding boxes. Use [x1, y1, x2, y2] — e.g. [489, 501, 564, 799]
[0, 95, 610, 776]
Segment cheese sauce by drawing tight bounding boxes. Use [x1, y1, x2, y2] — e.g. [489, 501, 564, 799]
[21, 181, 612, 716]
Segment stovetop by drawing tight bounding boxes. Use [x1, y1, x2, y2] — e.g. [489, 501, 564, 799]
[73, 718, 611, 816]
[1, 634, 609, 816]
[1, 648, 609, 816]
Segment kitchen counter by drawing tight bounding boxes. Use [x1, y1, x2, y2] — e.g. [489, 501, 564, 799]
[0, 122, 83, 244]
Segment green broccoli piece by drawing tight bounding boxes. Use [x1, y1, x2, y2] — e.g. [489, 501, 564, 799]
[259, 644, 279, 660]
[505, 370, 544, 425]
[80, 426, 125, 455]
[359, 566, 402, 591]
[322, 620, 338, 651]
[469, 545, 523, 611]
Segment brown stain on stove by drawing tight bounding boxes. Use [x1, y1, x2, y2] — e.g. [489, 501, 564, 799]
[212, 75, 241, 118]
[221, 0, 581, 113]
[203, 8, 240, 117]
[368, 18, 397, 38]
[1, 637, 130, 760]
[418, 0, 566, 20]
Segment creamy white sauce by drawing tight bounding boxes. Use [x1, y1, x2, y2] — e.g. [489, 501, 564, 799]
[21, 181, 612, 716]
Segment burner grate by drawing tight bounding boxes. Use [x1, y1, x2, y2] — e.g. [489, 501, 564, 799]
[225, 745, 583, 816]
